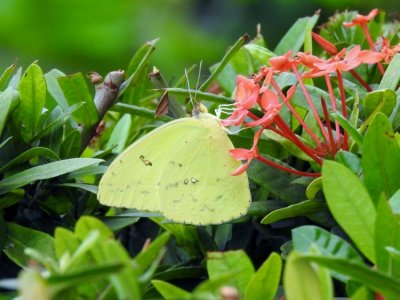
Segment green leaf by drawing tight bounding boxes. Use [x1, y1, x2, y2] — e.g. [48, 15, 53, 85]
[44, 69, 69, 111]
[305, 255, 400, 299]
[362, 113, 400, 204]
[261, 200, 327, 224]
[363, 89, 396, 118]
[379, 53, 400, 90]
[249, 160, 307, 205]
[101, 216, 140, 231]
[244, 44, 275, 70]
[14, 63, 47, 143]
[207, 250, 255, 296]
[201, 34, 249, 92]
[334, 150, 362, 175]
[60, 130, 81, 159]
[374, 198, 400, 278]
[4, 223, 55, 267]
[284, 251, 333, 300]
[0, 147, 60, 173]
[274, 13, 319, 55]
[54, 227, 80, 260]
[133, 232, 170, 274]
[292, 225, 362, 262]
[0, 64, 16, 91]
[57, 73, 98, 126]
[322, 160, 376, 262]
[106, 114, 132, 153]
[0, 88, 19, 137]
[332, 112, 363, 148]
[0, 158, 103, 195]
[151, 280, 191, 299]
[74, 216, 113, 240]
[306, 178, 322, 200]
[47, 262, 124, 286]
[244, 252, 282, 300]
[54, 183, 98, 194]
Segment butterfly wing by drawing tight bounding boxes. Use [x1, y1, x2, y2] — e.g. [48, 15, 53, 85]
[98, 114, 251, 225]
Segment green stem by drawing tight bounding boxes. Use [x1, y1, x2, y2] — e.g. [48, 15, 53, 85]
[199, 34, 249, 92]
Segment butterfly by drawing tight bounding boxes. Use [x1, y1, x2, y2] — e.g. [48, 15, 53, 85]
[97, 112, 251, 225]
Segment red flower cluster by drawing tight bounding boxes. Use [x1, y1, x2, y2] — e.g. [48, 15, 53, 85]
[223, 9, 400, 177]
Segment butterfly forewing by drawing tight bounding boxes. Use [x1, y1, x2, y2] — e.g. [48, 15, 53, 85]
[98, 114, 251, 225]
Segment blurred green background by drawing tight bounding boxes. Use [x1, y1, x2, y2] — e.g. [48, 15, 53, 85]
[0, 0, 399, 78]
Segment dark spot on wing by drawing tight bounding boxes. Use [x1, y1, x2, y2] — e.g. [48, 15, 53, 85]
[184, 179, 189, 185]
[139, 155, 152, 166]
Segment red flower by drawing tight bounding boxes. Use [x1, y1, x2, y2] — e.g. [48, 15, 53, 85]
[269, 50, 295, 72]
[304, 46, 363, 77]
[379, 37, 400, 63]
[312, 32, 338, 55]
[343, 9, 379, 27]
[221, 75, 260, 126]
[245, 90, 282, 127]
[230, 129, 263, 175]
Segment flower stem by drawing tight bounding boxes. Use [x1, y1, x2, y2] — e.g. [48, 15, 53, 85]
[336, 71, 348, 150]
[292, 66, 330, 143]
[321, 97, 337, 156]
[256, 155, 321, 177]
[324, 74, 340, 141]
[360, 23, 385, 75]
[274, 115, 323, 164]
[270, 79, 322, 145]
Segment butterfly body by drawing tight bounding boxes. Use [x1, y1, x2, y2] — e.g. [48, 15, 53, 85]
[98, 113, 251, 225]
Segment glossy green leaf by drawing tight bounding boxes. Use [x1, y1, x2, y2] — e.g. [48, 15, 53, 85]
[44, 69, 69, 111]
[0, 158, 103, 195]
[0, 88, 19, 137]
[54, 183, 98, 194]
[151, 218, 201, 257]
[334, 151, 362, 175]
[54, 227, 80, 260]
[244, 43, 275, 70]
[207, 250, 255, 295]
[60, 130, 81, 159]
[363, 89, 396, 118]
[305, 255, 400, 299]
[244, 252, 282, 300]
[374, 198, 400, 277]
[0, 64, 16, 91]
[0, 147, 60, 173]
[15, 63, 46, 142]
[379, 54, 400, 90]
[151, 280, 191, 299]
[194, 273, 238, 299]
[292, 226, 362, 262]
[274, 13, 319, 55]
[332, 112, 363, 148]
[201, 34, 248, 92]
[106, 114, 132, 153]
[362, 113, 400, 204]
[306, 178, 322, 200]
[57, 73, 98, 126]
[133, 232, 170, 274]
[322, 160, 376, 262]
[31, 102, 84, 143]
[101, 216, 140, 231]
[4, 222, 55, 267]
[249, 160, 307, 205]
[389, 190, 400, 215]
[74, 216, 113, 240]
[284, 251, 332, 300]
[261, 200, 326, 224]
